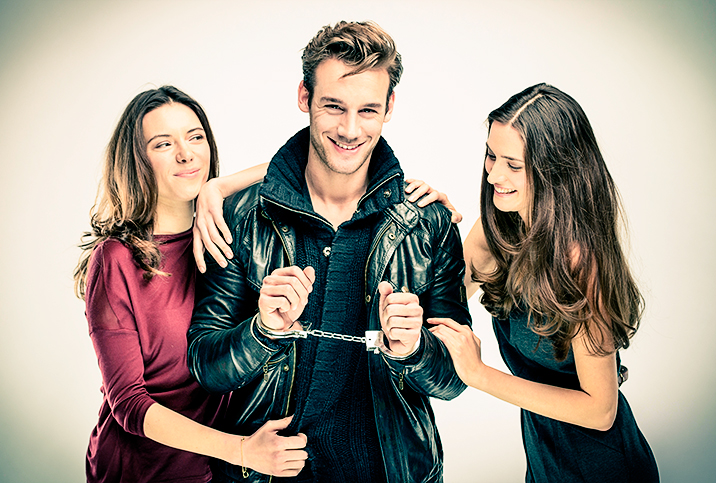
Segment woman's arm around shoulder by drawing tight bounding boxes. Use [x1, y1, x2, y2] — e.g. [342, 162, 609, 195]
[193, 162, 268, 273]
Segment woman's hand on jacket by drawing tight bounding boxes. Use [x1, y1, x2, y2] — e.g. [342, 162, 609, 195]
[242, 415, 308, 477]
[193, 177, 233, 273]
[428, 317, 484, 387]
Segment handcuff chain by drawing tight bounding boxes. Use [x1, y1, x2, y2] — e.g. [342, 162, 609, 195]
[306, 329, 366, 344]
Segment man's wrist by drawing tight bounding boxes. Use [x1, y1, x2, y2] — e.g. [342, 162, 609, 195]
[254, 313, 299, 339]
[381, 331, 422, 360]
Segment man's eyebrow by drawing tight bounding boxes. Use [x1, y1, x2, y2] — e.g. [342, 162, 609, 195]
[319, 97, 384, 110]
[485, 142, 524, 162]
[320, 97, 344, 105]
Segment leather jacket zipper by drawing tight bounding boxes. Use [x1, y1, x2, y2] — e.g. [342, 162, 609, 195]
[364, 221, 393, 303]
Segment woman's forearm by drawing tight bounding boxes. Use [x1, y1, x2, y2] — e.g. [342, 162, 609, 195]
[143, 403, 242, 465]
[216, 162, 269, 197]
[143, 404, 308, 477]
[472, 363, 618, 431]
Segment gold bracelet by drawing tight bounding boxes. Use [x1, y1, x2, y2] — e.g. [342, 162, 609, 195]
[241, 436, 248, 478]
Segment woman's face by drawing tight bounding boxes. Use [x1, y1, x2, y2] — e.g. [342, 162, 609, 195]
[142, 102, 211, 206]
[484, 121, 530, 222]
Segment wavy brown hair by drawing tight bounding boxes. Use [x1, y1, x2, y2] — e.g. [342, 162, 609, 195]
[73, 86, 219, 299]
[476, 83, 643, 360]
[301, 20, 403, 110]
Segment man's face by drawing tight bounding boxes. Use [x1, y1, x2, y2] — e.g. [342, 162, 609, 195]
[298, 58, 394, 177]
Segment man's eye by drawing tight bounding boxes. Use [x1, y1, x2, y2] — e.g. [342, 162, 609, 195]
[326, 105, 342, 111]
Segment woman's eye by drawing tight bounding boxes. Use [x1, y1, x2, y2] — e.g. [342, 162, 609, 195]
[508, 163, 522, 171]
[486, 153, 496, 161]
[190, 134, 205, 142]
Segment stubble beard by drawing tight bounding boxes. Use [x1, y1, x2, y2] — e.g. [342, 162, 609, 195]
[308, 128, 372, 176]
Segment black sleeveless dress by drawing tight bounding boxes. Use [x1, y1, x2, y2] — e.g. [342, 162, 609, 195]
[493, 309, 659, 482]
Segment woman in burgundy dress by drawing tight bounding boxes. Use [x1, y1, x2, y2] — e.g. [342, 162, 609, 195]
[74, 86, 307, 483]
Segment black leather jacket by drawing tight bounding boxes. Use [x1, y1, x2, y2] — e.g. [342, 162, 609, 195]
[188, 129, 471, 483]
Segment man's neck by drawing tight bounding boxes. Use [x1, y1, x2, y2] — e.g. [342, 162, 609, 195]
[304, 157, 370, 230]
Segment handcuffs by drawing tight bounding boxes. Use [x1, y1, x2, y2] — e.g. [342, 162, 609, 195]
[253, 314, 417, 358]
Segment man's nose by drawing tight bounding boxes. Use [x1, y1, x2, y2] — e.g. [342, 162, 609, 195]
[337, 112, 360, 141]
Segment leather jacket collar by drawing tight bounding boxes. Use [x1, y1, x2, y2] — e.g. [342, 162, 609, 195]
[259, 127, 405, 224]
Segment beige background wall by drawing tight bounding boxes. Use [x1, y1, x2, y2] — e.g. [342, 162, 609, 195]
[0, 0, 714, 481]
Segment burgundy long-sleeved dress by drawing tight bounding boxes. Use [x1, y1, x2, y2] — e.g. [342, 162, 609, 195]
[85, 230, 225, 483]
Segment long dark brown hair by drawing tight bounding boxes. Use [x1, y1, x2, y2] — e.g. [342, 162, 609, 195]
[73, 86, 219, 299]
[477, 83, 643, 360]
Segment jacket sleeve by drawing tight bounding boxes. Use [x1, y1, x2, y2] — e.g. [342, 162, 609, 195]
[383, 207, 472, 400]
[187, 194, 287, 394]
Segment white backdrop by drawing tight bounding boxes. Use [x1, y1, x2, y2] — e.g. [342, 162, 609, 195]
[0, 0, 714, 481]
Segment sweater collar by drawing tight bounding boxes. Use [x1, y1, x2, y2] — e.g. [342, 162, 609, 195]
[260, 127, 405, 221]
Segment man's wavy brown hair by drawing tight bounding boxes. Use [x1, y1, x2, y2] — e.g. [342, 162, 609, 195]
[301, 20, 403, 110]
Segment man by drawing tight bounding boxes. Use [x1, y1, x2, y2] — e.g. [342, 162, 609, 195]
[188, 21, 471, 483]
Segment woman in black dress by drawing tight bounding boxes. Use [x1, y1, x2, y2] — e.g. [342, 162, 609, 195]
[429, 83, 659, 482]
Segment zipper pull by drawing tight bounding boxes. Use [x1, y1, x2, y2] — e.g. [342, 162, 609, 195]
[263, 363, 269, 382]
[398, 370, 404, 391]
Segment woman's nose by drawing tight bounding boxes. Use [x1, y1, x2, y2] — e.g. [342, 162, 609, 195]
[176, 142, 193, 163]
[486, 162, 504, 184]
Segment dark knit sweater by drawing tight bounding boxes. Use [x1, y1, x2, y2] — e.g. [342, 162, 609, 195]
[289, 199, 385, 483]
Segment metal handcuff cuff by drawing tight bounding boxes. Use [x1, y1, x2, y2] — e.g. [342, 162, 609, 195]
[252, 314, 415, 358]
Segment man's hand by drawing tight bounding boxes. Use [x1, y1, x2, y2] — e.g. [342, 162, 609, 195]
[258, 266, 316, 331]
[378, 281, 423, 356]
[193, 177, 234, 273]
[242, 415, 308, 477]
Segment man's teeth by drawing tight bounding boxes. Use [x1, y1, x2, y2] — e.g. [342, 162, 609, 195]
[336, 141, 358, 150]
[495, 187, 515, 194]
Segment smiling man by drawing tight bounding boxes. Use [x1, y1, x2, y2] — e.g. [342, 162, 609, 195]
[187, 21, 471, 483]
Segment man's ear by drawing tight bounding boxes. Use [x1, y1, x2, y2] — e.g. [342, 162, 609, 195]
[384, 91, 396, 122]
[298, 81, 310, 113]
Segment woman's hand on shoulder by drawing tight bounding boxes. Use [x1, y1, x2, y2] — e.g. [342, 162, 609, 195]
[404, 178, 462, 223]
[193, 177, 233, 273]
[193, 163, 269, 272]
